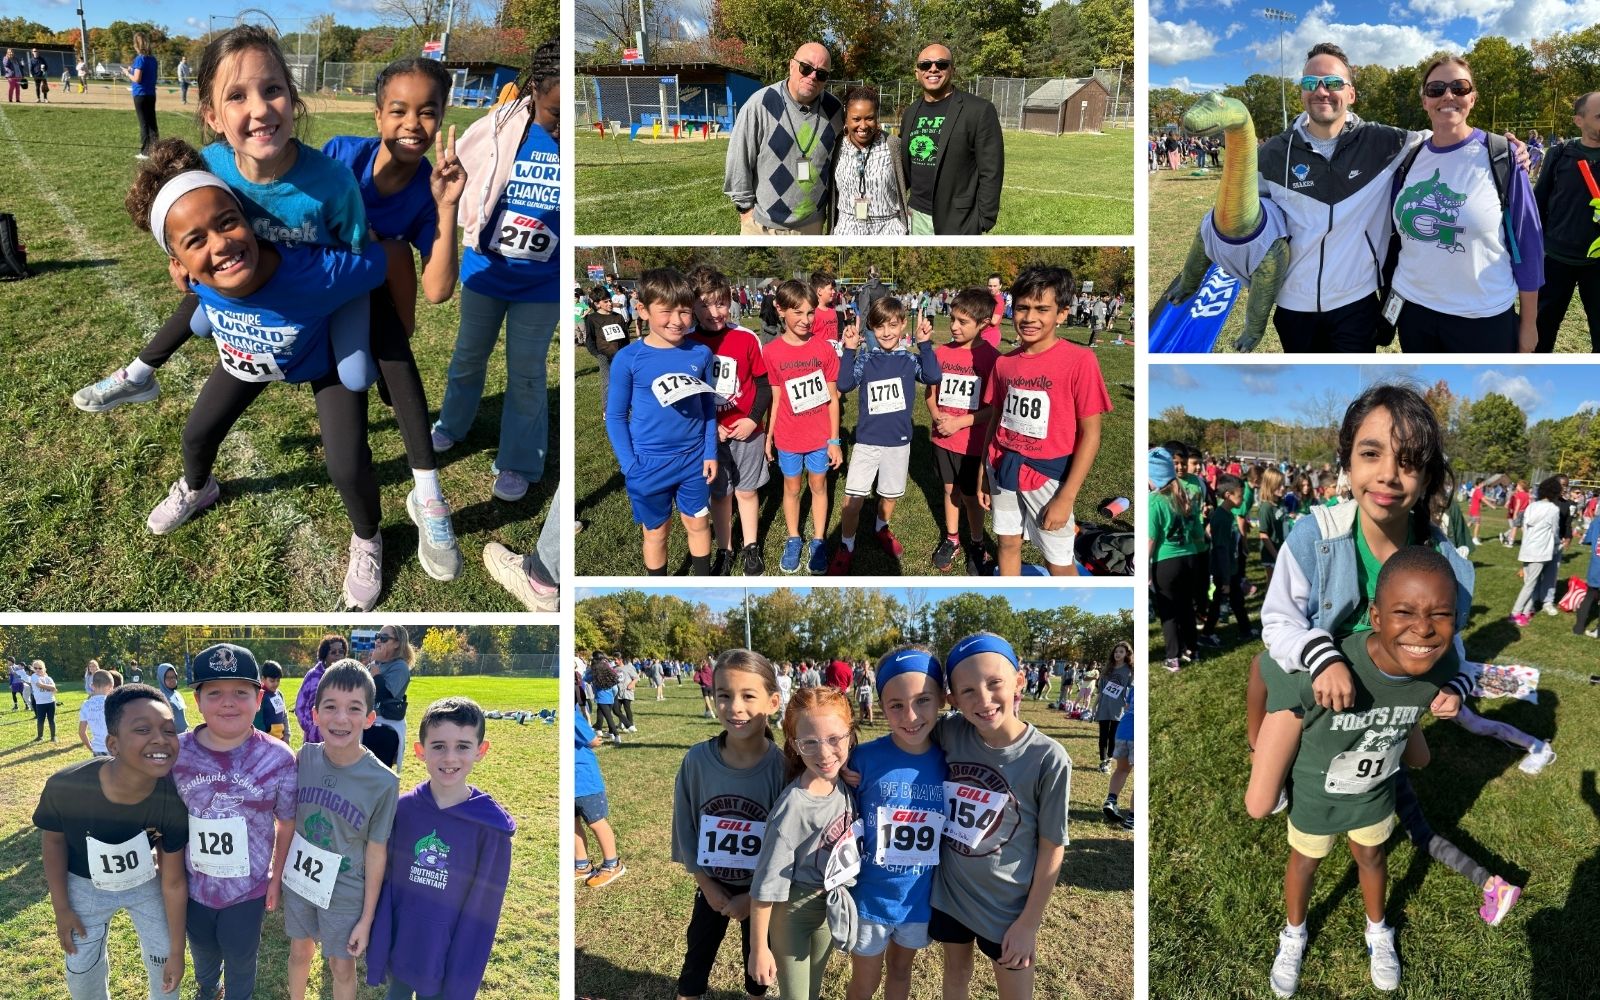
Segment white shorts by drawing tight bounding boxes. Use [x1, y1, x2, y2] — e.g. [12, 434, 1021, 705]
[845, 443, 910, 499]
[988, 472, 1077, 566]
[851, 918, 931, 957]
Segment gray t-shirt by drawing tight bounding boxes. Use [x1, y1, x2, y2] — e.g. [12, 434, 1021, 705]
[1092, 664, 1133, 722]
[750, 781, 858, 902]
[372, 660, 410, 721]
[293, 743, 399, 908]
[930, 717, 1071, 942]
[671, 736, 786, 888]
[616, 662, 639, 702]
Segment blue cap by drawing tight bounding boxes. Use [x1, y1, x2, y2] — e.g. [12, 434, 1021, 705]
[944, 633, 1020, 684]
[1149, 447, 1176, 489]
[875, 648, 943, 695]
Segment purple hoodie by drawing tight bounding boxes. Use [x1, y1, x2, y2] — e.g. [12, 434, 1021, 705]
[294, 660, 326, 744]
[366, 782, 516, 999]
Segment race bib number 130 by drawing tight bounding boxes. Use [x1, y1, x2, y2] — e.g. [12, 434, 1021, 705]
[495, 210, 557, 262]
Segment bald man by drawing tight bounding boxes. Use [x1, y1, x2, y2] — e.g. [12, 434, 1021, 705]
[724, 41, 844, 235]
[900, 44, 1003, 235]
[1535, 92, 1600, 351]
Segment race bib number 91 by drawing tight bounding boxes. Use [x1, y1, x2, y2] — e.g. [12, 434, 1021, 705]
[1324, 742, 1406, 795]
[785, 371, 829, 414]
[697, 814, 766, 870]
[999, 387, 1049, 439]
[495, 210, 556, 262]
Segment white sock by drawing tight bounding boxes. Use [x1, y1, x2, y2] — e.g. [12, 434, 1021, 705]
[1366, 919, 1387, 935]
[842, 536, 855, 552]
[125, 358, 154, 383]
[875, 517, 888, 532]
[1285, 921, 1306, 937]
[412, 468, 444, 503]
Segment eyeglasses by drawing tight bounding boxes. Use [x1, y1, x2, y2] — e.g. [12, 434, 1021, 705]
[1423, 79, 1474, 99]
[792, 60, 830, 82]
[792, 733, 851, 757]
[917, 59, 952, 72]
[1299, 75, 1349, 92]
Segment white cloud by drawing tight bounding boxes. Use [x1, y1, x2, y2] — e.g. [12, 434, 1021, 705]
[1165, 75, 1227, 93]
[1224, 22, 1245, 39]
[1150, 0, 1166, 13]
[1150, 19, 1221, 67]
[1155, 367, 1200, 389]
[1475, 371, 1544, 413]
[185, 17, 205, 30]
[1577, 400, 1600, 413]
[1248, 7, 1463, 70]
[1241, 373, 1280, 394]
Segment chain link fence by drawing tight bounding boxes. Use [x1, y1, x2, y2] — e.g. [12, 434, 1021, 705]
[576, 75, 684, 133]
[321, 61, 386, 97]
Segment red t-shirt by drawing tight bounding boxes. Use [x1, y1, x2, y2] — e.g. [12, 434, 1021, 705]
[689, 324, 766, 428]
[811, 306, 840, 345]
[931, 340, 1001, 456]
[1509, 489, 1530, 516]
[1469, 487, 1484, 517]
[762, 334, 839, 453]
[826, 659, 853, 692]
[985, 339, 1112, 485]
[980, 291, 1004, 348]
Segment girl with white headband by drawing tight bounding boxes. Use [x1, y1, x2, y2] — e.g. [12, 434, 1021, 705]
[127, 139, 391, 610]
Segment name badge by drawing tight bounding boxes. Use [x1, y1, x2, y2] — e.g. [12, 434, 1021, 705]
[854, 198, 869, 221]
[797, 161, 811, 182]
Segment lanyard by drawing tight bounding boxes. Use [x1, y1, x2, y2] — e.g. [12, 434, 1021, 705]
[856, 141, 871, 198]
[780, 97, 820, 162]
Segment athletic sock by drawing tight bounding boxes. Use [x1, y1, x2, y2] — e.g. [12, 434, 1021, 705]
[575, 860, 592, 872]
[646, 564, 668, 576]
[601, 857, 619, 870]
[125, 358, 154, 383]
[1285, 921, 1306, 937]
[690, 554, 711, 574]
[1365, 919, 1387, 935]
[1105, 794, 1118, 807]
[841, 536, 855, 552]
[875, 517, 888, 532]
[946, 532, 960, 543]
[411, 468, 444, 503]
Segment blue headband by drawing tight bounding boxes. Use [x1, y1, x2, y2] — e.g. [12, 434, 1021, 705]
[944, 633, 1020, 683]
[876, 648, 944, 695]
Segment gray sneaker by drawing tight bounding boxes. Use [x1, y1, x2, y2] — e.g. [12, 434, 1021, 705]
[342, 533, 384, 611]
[147, 477, 219, 534]
[74, 368, 160, 412]
[406, 489, 463, 581]
[483, 541, 559, 612]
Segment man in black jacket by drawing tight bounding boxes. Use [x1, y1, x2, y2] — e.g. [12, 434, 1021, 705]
[1534, 93, 1600, 352]
[900, 44, 1004, 235]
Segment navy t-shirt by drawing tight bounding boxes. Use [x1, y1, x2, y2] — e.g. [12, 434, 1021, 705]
[322, 135, 439, 258]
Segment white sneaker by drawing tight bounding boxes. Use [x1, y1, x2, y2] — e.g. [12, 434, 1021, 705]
[482, 541, 558, 611]
[1518, 741, 1556, 775]
[1270, 929, 1307, 998]
[1365, 926, 1400, 991]
[626, 725, 638, 732]
[1272, 787, 1289, 815]
[342, 533, 384, 611]
[1545, 604, 1560, 617]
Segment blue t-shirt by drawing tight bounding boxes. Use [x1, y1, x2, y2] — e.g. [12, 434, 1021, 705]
[849, 735, 947, 925]
[201, 140, 367, 252]
[322, 135, 439, 258]
[837, 342, 941, 447]
[459, 122, 558, 302]
[593, 684, 616, 706]
[575, 716, 604, 797]
[130, 54, 158, 97]
[604, 339, 720, 470]
[1115, 688, 1134, 741]
[189, 244, 388, 383]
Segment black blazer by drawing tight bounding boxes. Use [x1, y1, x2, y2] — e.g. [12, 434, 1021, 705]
[899, 89, 1004, 235]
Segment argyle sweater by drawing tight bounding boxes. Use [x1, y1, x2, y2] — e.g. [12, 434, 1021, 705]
[724, 82, 843, 229]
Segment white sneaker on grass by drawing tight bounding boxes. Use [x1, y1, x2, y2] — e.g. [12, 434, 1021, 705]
[1365, 926, 1400, 991]
[342, 533, 383, 611]
[147, 476, 219, 534]
[483, 541, 558, 612]
[1518, 740, 1556, 775]
[74, 368, 160, 412]
[1270, 928, 1307, 998]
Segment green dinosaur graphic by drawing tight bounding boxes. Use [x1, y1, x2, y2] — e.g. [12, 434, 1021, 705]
[1397, 169, 1468, 253]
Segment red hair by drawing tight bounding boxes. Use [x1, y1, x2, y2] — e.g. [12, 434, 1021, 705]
[780, 686, 855, 782]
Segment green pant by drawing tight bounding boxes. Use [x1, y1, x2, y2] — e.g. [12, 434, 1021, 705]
[911, 209, 935, 235]
[772, 886, 831, 1000]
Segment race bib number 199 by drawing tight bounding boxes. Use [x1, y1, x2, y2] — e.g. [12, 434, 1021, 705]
[784, 372, 829, 414]
[875, 806, 943, 867]
[999, 387, 1050, 439]
[495, 210, 556, 262]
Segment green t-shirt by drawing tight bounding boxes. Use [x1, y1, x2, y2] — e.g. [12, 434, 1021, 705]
[1150, 490, 1200, 562]
[1207, 505, 1237, 576]
[1350, 511, 1415, 633]
[1180, 474, 1208, 553]
[1263, 631, 1459, 836]
[1257, 498, 1286, 557]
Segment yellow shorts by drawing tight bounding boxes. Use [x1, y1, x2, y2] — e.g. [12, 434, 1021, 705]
[1286, 814, 1396, 860]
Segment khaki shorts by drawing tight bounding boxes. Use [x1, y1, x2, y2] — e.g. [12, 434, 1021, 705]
[1286, 814, 1396, 860]
[988, 470, 1076, 566]
[739, 214, 825, 236]
[844, 443, 910, 499]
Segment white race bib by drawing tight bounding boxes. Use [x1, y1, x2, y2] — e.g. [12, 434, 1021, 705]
[1325, 742, 1406, 795]
[1102, 681, 1125, 702]
[281, 832, 341, 909]
[189, 814, 250, 879]
[999, 387, 1050, 439]
[216, 339, 285, 383]
[865, 378, 906, 415]
[710, 354, 740, 399]
[942, 781, 1010, 849]
[875, 805, 943, 867]
[601, 322, 626, 343]
[784, 371, 829, 414]
[939, 373, 980, 412]
[651, 373, 714, 408]
[822, 818, 863, 891]
[86, 831, 156, 892]
[493, 209, 556, 262]
[697, 814, 766, 871]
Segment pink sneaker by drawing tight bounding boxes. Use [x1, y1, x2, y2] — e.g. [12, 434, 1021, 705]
[1479, 875, 1521, 926]
[1513, 613, 1532, 627]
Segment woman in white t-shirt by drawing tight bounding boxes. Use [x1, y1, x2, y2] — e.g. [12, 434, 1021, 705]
[1390, 54, 1544, 353]
[28, 659, 57, 742]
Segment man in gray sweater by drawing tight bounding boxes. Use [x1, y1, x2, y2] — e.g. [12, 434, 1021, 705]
[724, 41, 844, 235]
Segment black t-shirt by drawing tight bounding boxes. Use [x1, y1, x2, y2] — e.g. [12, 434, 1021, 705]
[362, 724, 400, 768]
[1540, 141, 1600, 265]
[905, 96, 954, 213]
[32, 758, 189, 880]
[584, 310, 630, 358]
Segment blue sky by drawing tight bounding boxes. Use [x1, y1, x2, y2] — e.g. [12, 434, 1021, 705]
[578, 587, 1131, 615]
[1150, 0, 1600, 92]
[26, 2, 398, 36]
[1150, 364, 1600, 423]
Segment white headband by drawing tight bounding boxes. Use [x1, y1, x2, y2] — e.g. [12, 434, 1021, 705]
[149, 171, 236, 257]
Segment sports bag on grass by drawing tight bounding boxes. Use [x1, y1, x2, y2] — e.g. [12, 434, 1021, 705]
[0, 213, 31, 280]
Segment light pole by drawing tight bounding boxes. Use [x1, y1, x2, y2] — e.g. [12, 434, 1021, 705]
[1262, 8, 1297, 132]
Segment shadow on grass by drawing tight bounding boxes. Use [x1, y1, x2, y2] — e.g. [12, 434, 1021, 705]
[1062, 835, 1133, 892]
[24, 257, 120, 275]
[575, 945, 687, 1000]
[1528, 769, 1600, 999]
[0, 827, 45, 928]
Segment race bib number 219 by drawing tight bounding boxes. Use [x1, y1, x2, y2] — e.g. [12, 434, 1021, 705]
[495, 211, 556, 262]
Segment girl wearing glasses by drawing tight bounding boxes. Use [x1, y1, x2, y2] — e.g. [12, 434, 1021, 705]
[830, 87, 908, 236]
[370, 626, 414, 770]
[1389, 54, 1543, 352]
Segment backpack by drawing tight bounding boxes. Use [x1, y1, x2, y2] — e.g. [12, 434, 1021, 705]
[1559, 577, 1588, 612]
[0, 213, 30, 280]
[1076, 525, 1134, 576]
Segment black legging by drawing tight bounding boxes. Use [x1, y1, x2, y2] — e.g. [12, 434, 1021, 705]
[34, 702, 56, 740]
[594, 701, 621, 737]
[133, 92, 158, 154]
[1574, 589, 1600, 635]
[616, 699, 635, 728]
[181, 362, 380, 538]
[138, 294, 200, 367]
[1097, 718, 1117, 761]
[1152, 556, 1199, 661]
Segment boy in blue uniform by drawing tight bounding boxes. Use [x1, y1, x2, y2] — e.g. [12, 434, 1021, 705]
[573, 709, 626, 887]
[604, 268, 720, 575]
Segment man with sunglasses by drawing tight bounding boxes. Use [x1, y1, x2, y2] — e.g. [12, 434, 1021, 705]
[900, 44, 1004, 235]
[724, 41, 844, 235]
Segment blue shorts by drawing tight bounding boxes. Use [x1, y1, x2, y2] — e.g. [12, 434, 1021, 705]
[625, 451, 710, 529]
[777, 446, 829, 477]
[576, 790, 609, 823]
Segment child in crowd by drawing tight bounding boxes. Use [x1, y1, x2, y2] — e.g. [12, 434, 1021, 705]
[1092, 642, 1132, 772]
[78, 670, 113, 756]
[604, 267, 720, 576]
[1103, 684, 1135, 831]
[927, 288, 1000, 575]
[1201, 475, 1257, 643]
[575, 706, 626, 887]
[367, 697, 516, 1000]
[157, 663, 189, 734]
[1256, 468, 1289, 588]
[831, 297, 940, 574]
[1575, 511, 1600, 636]
[583, 285, 632, 401]
[761, 280, 843, 575]
[254, 660, 291, 742]
[1149, 448, 1200, 672]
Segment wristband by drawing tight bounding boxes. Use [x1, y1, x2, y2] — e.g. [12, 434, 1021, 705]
[827, 438, 841, 445]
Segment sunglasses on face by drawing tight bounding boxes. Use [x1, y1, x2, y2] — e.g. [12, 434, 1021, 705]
[917, 59, 952, 72]
[792, 60, 830, 82]
[1423, 79, 1474, 99]
[1299, 75, 1349, 92]
[376, 634, 396, 643]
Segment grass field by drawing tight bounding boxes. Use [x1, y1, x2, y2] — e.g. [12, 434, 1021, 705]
[573, 317, 1137, 576]
[1145, 168, 1597, 353]
[0, 674, 558, 1000]
[1149, 505, 1600, 998]
[0, 102, 557, 611]
[575, 680, 1133, 1000]
[575, 130, 1135, 236]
